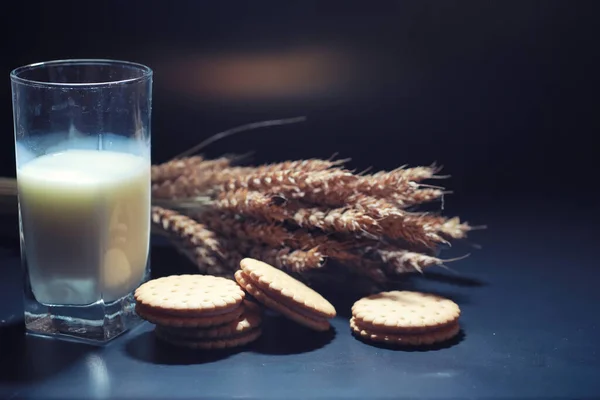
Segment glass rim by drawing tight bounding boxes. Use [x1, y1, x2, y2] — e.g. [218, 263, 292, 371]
[10, 58, 153, 88]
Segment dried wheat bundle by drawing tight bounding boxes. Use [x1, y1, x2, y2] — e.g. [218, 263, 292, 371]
[149, 148, 481, 287]
[153, 206, 332, 278]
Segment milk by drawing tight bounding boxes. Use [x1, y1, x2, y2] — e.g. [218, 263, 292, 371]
[17, 149, 150, 305]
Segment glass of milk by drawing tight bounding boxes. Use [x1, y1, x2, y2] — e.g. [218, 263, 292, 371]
[11, 59, 152, 343]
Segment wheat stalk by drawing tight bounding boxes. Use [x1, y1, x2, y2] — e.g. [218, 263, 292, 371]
[350, 165, 441, 198]
[151, 206, 221, 250]
[153, 206, 329, 276]
[151, 206, 224, 269]
[151, 156, 205, 183]
[151, 159, 348, 201]
[207, 189, 450, 248]
[437, 216, 475, 239]
[376, 249, 445, 273]
[247, 158, 346, 174]
[169, 240, 234, 278]
[197, 212, 364, 262]
[287, 205, 380, 236]
[212, 189, 289, 221]
[391, 188, 446, 207]
[245, 245, 326, 274]
[214, 169, 357, 206]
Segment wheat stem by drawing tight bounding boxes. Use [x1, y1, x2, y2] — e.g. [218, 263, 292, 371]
[151, 206, 224, 270]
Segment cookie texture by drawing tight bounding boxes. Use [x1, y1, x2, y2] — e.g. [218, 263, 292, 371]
[156, 301, 262, 339]
[135, 303, 243, 328]
[155, 326, 262, 350]
[240, 258, 336, 319]
[134, 274, 245, 316]
[351, 290, 460, 333]
[350, 317, 460, 346]
[235, 270, 330, 332]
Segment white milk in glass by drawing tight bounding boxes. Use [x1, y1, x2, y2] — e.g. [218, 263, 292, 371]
[17, 149, 150, 305]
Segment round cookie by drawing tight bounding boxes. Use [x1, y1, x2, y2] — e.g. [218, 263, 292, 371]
[157, 301, 262, 339]
[235, 270, 330, 332]
[350, 317, 460, 346]
[134, 274, 245, 317]
[351, 290, 460, 333]
[239, 258, 336, 319]
[135, 303, 244, 328]
[155, 326, 262, 350]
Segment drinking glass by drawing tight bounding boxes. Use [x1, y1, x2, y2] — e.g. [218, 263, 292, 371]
[10, 59, 153, 343]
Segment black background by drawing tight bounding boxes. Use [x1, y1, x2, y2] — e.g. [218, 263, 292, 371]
[1, 2, 600, 398]
[1, 0, 597, 213]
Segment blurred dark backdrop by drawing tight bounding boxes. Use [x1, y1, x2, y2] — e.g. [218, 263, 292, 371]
[1, 0, 598, 218]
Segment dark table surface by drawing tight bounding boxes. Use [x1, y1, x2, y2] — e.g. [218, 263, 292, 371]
[0, 200, 599, 400]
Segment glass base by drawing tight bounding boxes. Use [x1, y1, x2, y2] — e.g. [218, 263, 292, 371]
[24, 292, 142, 344]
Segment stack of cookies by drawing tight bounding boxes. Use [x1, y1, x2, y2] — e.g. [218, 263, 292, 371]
[134, 275, 262, 349]
[234, 258, 337, 332]
[134, 259, 463, 351]
[350, 291, 461, 347]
